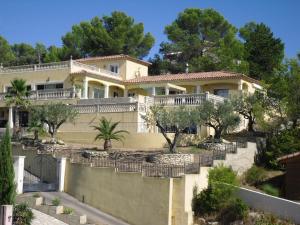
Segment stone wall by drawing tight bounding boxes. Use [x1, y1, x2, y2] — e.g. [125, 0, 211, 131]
[148, 154, 194, 165]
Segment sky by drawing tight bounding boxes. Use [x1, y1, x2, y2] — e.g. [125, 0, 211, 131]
[0, 0, 299, 60]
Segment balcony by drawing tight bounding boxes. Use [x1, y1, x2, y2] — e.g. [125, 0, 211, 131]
[153, 93, 224, 106]
[0, 89, 75, 101]
[0, 61, 70, 74]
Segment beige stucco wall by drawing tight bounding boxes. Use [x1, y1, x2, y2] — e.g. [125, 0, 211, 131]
[64, 161, 210, 225]
[0, 68, 71, 92]
[64, 162, 172, 225]
[125, 60, 148, 80]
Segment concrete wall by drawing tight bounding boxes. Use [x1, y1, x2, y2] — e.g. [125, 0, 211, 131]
[64, 162, 172, 225]
[64, 161, 209, 225]
[237, 187, 300, 224]
[57, 132, 173, 149]
[213, 142, 257, 175]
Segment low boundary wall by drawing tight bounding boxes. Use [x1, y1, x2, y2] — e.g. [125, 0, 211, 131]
[238, 187, 300, 224]
[64, 160, 209, 225]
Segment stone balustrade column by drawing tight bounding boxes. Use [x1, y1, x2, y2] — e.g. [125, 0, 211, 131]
[151, 87, 156, 96]
[196, 85, 202, 94]
[124, 89, 128, 97]
[104, 85, 110, 98]
[165, 86, 169, 95]
[8, 107, 13, 129]
[83, 78, 88, 99]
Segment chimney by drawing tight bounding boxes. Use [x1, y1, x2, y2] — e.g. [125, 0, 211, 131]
[185, 63, 189, 74]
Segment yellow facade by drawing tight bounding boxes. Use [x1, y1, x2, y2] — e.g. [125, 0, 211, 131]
[0, 55, 261, 148]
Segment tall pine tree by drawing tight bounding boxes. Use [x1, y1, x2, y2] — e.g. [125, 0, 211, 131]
[0, 126, 16, 205]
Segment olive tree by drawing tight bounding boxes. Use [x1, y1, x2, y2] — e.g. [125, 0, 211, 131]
[143, 105, 195, 153]
[231, 92, 264, 132]
[195, 100, 240, 139]
[32, 103, 78, 141]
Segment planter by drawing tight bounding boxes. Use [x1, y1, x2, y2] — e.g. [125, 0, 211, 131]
[75, 89, 82, 98]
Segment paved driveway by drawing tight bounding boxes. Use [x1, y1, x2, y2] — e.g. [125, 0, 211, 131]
[40, 192, 130, 225]
[31, 209, 68, 225]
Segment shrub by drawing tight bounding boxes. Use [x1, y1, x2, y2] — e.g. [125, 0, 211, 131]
[261, 184, 280, 197]
[13, 203, 34, 225]
[218, 198, 249, 224]
[51, 197, 61, 206]
[193, 165, 240, 216]
[244, 166, 267, 186]
[63, 207, 74, 215]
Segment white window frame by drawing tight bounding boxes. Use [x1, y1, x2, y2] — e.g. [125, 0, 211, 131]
[109, 64, 119, 74]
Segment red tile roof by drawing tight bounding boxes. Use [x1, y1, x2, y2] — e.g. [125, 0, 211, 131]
[76, 54, 151, 66]
[126, 71, 260, 84]
[278, 152, 300, 163]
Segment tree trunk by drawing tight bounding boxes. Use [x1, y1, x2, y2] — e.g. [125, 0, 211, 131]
[248, 117, 255, 132]
[169, 131, 180, 153]
[214, 128, 222, 140]
[34, 130, 39, 141]
[104, 139, 112, 150]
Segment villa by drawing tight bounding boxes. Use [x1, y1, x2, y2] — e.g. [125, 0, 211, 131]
[0, 54, 261, 148]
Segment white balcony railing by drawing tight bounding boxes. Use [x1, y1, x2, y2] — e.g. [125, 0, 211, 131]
[0, 61, 70, 74]
[153, 93, 224, 106]
[0, 89, 75, 101]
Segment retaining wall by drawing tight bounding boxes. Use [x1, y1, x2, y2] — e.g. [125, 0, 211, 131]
[238, 187, 300, 224]
[64, 160, 209, 225]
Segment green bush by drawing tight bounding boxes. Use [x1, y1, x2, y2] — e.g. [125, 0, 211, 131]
[63, 207, 74, 215]
[244, 166, 267, 186]
[192, 165, 240, 216]
[51, 197, 61, 206]
[254, 213, 292, 225]
[218, 198, 249, 224]
[13, 203, 34, 225]
[261, 184, 280, 197]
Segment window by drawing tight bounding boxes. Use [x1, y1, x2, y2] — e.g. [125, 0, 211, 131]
[36, 83, 64, 91]
[214, 89, 229, 98]
[109, 64, 119, 74]
[0, 111, 4, 119]
[94, 88, 104, 99]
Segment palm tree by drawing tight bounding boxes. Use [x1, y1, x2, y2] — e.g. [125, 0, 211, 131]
[92, 117, 129, 150]
[5, 79, 30, 138]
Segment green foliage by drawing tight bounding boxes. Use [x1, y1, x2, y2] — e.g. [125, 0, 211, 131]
[63, 207, 74, 215]
[93, 117, 129, 150]
[143, 105, 196, 153]
[0, 35, 15, 66]
[193, 165, 239, 216]
[218, 198, 249, 224]
[244, 166, 267, 186]
[262, 128, 300, 169]
[61, 11, 155, 59]
[51, 197, 61, 206]
[0, 127, 16, 205]
[231, 92, 264, 132]
[32, 102, 78, 139]
[261, 184, 280, 197]
[195, 100, 240, 139]
[240, 22, 284, 80]
[254, 213, 292, 225]
[13, 203, 34, 225]
[5, 78, 30, 108]
[28, 106, 46, 140]
[151, 8, 248, 74]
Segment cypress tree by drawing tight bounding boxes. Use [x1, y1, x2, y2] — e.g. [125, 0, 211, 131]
[0, 126, 16, 205]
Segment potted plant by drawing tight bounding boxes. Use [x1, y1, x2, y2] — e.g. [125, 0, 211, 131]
[75, 84, 82, 98]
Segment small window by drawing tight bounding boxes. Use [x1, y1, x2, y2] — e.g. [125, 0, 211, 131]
[213, 89, 229, 98]
[36, 83, 64, 91]
[109, 64, 119, 74]
[128, 92, 135, 97]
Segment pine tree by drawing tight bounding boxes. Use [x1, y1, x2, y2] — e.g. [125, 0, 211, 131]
[0, 126, 16, 205]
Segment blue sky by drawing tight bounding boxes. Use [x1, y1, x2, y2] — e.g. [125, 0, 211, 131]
[0, 0, 299, 59]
